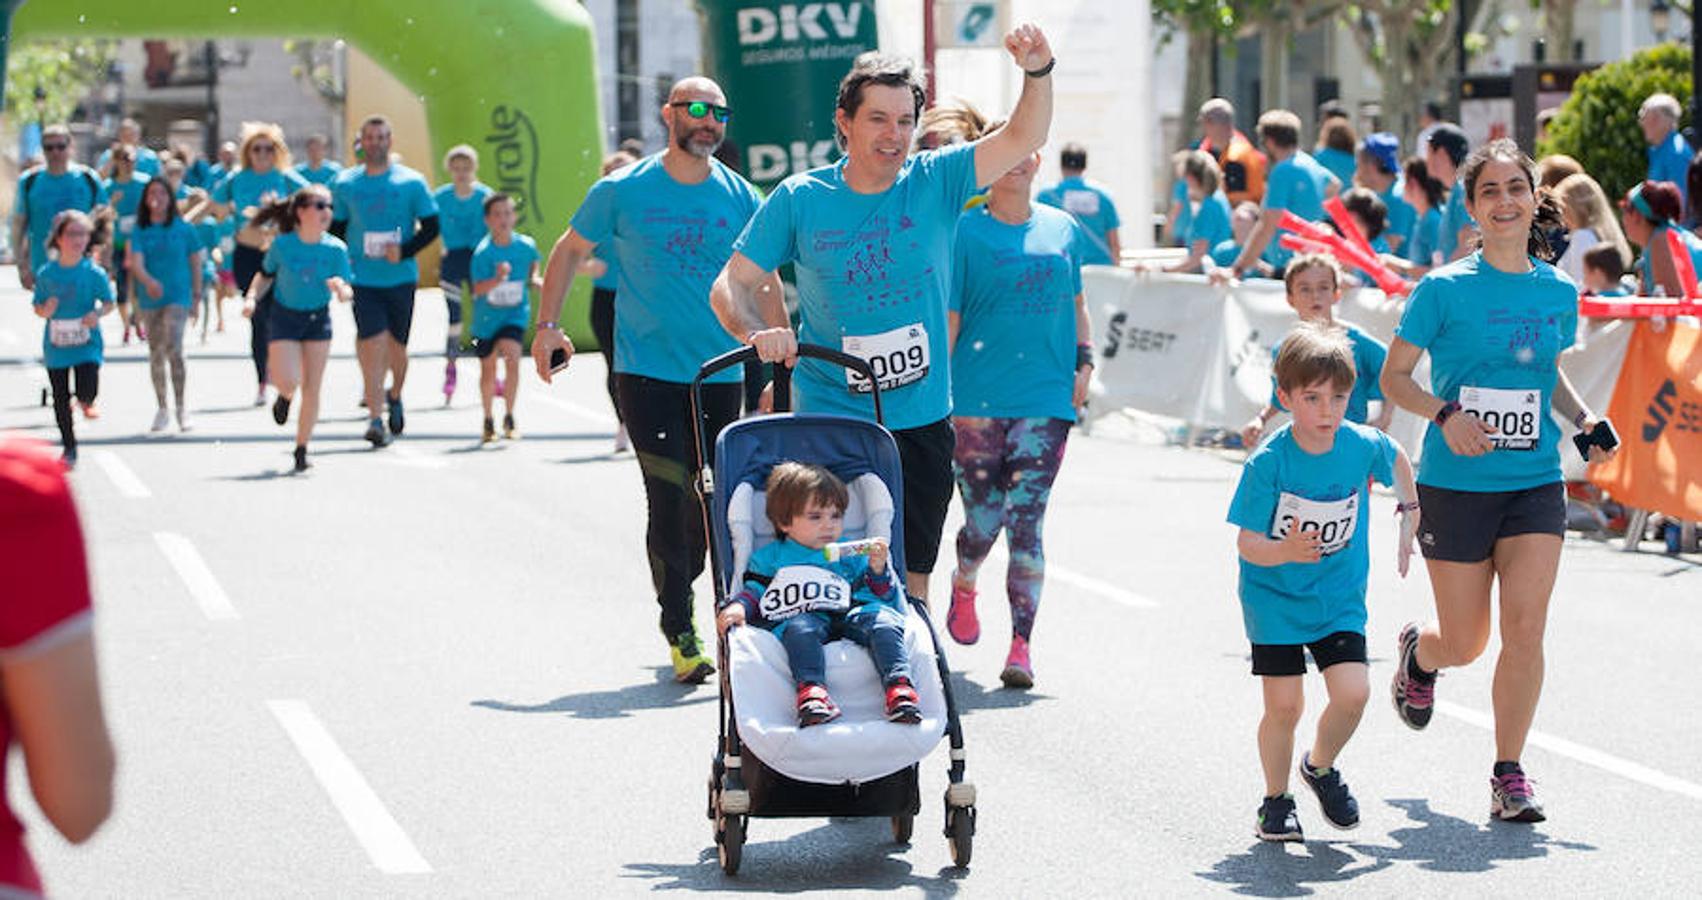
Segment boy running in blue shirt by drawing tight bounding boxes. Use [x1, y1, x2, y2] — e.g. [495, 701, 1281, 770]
[1228, 321, 1419, 841]
[469, 194, 539, 442]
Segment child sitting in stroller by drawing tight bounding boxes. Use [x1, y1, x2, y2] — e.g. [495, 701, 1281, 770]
[717, 462, 923, 727]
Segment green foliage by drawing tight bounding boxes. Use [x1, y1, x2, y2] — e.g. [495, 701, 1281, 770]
[1541, 42, 1692, 203]
[5, 40, 116, 126]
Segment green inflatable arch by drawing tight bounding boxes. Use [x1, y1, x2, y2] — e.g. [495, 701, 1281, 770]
[2, 0, 603, 345]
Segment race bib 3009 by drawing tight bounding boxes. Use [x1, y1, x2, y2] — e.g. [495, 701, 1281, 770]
[1271, 491, 1359, 557]
[1460, 385, 1540, 451]
[843, 322, 929, 394]
[758, 565, 853, 621]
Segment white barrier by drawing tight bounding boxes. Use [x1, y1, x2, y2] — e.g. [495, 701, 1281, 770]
[1083, 268, 1631, 472]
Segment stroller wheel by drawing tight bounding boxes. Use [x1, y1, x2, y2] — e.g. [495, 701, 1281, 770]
[891, 814, 914, 844]
[717, 813, 744, 875]
[947, 807, 974, 869]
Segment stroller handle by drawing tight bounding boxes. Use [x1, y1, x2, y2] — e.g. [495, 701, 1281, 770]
[691, 343, 886, 424]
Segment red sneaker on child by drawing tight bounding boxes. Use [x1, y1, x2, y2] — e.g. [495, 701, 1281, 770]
[884, 678, 922, 724]
[796, 683, 841, 727]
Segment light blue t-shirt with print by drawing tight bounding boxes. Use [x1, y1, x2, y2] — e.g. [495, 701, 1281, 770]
[570, 154, 762, 384]
[1314, 147, 1357, 189]
[1227, 422, 1397, 645]
[1437, 180, 1476, 262]
[104, 173, 150, 249]
[1036, 175, 1122, 265]
[129, 219, 200, 309]
[949, 204, 1086, 422]
[294, 161, 344, 186]
[32, 258, 113, 369]
[98, 145, 161, 178]
[1268, 321, 1388, 426]
[591, 245, 621, 292]
[734, 143, 980, 429]
[213, 167, 309, 229]
[1394, 252, 1579, 492]
[1406, 207, 1443, 266]
[1378, 180, 1417, 256]
[331, 164, 438, 288]
[1261, 151, 1338, 268]
[261, 231, 353, 312]
[14, 166, 107, 269]
[433, 182, 493, 251]
[1186, 191, 1234, 252]
[470, 234, 540, 340]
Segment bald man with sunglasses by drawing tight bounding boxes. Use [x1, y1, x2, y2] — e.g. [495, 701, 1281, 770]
[533, 76, 782, 685]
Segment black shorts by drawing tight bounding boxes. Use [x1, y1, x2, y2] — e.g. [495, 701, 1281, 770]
[440, 247, 473, 285]
[268, 304, 333, 343]
[1416, 482, 1566, 563]
[352, 283, 416, 342]
[893, 417, 956, 575]
[1251, 631, 1368, 677]
[475, 325, 525, 358]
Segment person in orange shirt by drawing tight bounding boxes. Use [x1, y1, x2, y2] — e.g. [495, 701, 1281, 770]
[1168, 98, 1268, 244]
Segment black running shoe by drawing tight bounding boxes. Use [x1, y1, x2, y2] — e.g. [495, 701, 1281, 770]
[1392, 621, 1437, 730]
[1255, 794, 1304, 842]
[387, 395, 405, 436]
[272, 394, 291, 426]
[293, 445, 310, 473]
[1299, 752, 1360, 829]
[364, 418, 389, 448]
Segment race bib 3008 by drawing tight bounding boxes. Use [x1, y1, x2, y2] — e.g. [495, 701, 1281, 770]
[843, 322, 930, 394]
[1460, 385, 1540, 451]
[1271, 491, 1359, 557]
[758, 565, 853, 621]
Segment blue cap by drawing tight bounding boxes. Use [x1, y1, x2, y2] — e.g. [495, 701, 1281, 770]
[1361, 132, 1401, 175]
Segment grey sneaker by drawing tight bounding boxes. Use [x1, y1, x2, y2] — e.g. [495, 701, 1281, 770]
[1392, 621, 1437, 730]
[1491, 764, 1546, 823]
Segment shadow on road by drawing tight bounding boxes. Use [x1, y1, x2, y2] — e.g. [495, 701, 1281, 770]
[1349, 798, 1596, 872]
[947, 671, 1050, 715]
[1197, 839, 1392, 897]
[470, 666, 714, 719]
[623, 818, 965, 895]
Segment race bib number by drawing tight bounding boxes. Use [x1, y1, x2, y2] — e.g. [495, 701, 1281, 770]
[757, 565, 852, 622]
[118, 215, 137, 236]
[363, 229, 401, 259]
[1459, 386, 1540, 451]
[1062, 189, 1102, 217]
[1271, 492, 1359, 557]
[843, 323, 930, 394]
[488, 281, 525, 308]
[48, 319, 91, 348]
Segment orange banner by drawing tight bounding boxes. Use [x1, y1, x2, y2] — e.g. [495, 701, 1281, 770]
[1590, 320, 1702, 521]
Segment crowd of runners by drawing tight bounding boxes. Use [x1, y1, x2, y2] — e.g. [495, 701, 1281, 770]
[12, 17, 1669, 869]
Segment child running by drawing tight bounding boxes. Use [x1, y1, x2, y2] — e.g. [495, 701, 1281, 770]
[244, 186, 353, 473]
[1242, 254, 1391, 448]
[127, 177, 203, 432]
[32, 211, 115, 468]
[469, 193, 538, 442]
[717, 462, 922, 727]
[431, 145, 493, 403]
[1227, 321, 1419, 841]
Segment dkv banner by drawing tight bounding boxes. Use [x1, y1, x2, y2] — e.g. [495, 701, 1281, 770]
[1589, 321, 1702, 521]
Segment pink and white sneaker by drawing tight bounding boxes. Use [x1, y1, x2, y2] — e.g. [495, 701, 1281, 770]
[945, 581, 980, 645]
[1000, 635, 1033, 689]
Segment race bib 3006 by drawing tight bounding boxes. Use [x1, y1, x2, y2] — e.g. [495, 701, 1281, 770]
[48, 319, 91, 348]
[1271, 491, 1359, 557]
[363, 229, 401, 259]
[1460, 385, 1540, 451]
[488, 281, 525, 308]
[758, 565, 852, 621]
[843, 322, 930, 394]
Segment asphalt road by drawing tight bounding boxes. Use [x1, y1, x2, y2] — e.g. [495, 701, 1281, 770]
[3, 269, 1699, 897]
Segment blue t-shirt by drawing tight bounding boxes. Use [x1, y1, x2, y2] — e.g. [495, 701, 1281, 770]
[104, 174, 150, 249]
[331, 164, 439, 288]
[1035, 175, 1122, 265]
[949, 204, 1086, 421]
[734, 143, 980, 428]
[733, 537, 896, 632]
[1406, 207, 1443, 266]
[1394, 253, 1579, 492]
[591, 245, 621, 292]
[183, 158, 215, 190]
[14, 166, 107, 269]
[1437, 181, 1476, 262]
[1314, 147, 1357, 188]
[1185, 191, 1234, 252]
[1648, 130, 1693, 209]
[470, 234, 540, 339]
[1227, 422, 1397, 645]
[261, 231, 354, 312]
[32, 258, 114, 369]
[97, 145, 161, 178]
[572, 154, 763, 384]
[1261, 152, 1337, 268]
[1209, 239, 1242, 268]
[294, 161, 344, 186]
[1269, 322, 1388, 426]
[1170, 179, 1193, 249]
[433, 182, 493, 251]
[1636, 223, 1702, 294]
[213, 167, 309, 229]
[1378, 180, 1417, 256]
[129, 219, 200, 309]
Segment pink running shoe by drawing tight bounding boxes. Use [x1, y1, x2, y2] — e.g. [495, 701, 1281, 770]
[443, 361, 458, 404]
[946, 581, 980, 645]
[1000, 635, 1033, 689]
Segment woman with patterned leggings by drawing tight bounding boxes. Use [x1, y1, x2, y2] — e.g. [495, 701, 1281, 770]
[943, 135, 1093, 689]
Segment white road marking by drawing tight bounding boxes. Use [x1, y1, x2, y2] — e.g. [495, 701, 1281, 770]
[981, 545, 1160, 609]
[534, 393, 617, 426]
[267, 700, 432, 874]
[1435, 700, 1702, 801]
[91, 449, 151, 499]
[152, 532, 238, 621]
[384, 443, 448, 470]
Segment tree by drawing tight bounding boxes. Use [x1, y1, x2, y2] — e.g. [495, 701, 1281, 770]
[1542, 42, 1692, 203]
[1535, 0, 1580, 62]
[4, 40, 116, 127]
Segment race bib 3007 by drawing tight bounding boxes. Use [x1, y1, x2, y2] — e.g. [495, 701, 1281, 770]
[843, 322, 929, 394]
[1271, 491, 1359, 557]
[758, 565, 852, 621]
[1460, 385, 1540, 451]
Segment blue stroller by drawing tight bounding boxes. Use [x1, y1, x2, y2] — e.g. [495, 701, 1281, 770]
[691, 345, 976, 875]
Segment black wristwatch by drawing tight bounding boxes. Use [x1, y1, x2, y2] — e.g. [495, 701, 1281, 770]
[1434, 401, 1461, 426]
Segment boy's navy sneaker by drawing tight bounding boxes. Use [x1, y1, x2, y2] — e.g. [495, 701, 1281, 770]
[1255, 793, 1304, 842]
[387, 395, 405, 436]
[364, 418, 389, 448]
[1299, 752, 1360, 829]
